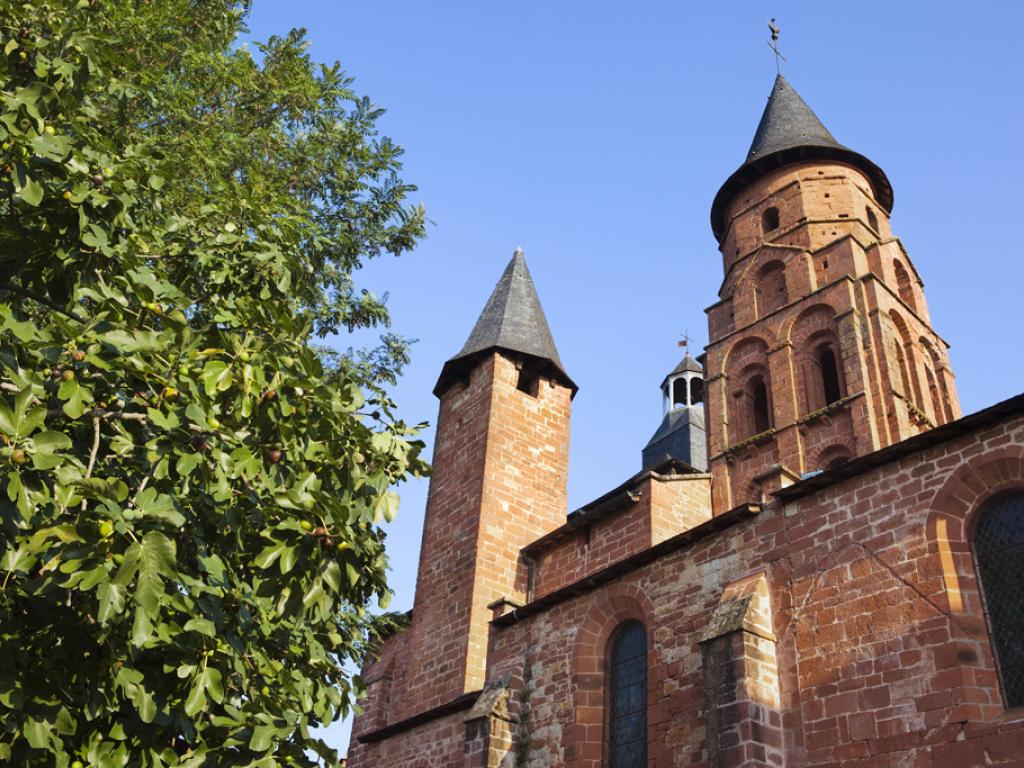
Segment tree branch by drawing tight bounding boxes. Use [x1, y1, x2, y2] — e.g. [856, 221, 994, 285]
[0, 283, 87, 323]
[81, 416, 101, 511]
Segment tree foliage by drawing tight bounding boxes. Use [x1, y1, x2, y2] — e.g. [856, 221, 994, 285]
[0, 1, 427, 764]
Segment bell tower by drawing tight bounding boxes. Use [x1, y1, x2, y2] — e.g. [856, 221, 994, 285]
[704, 75, 960, 510]
[642, 352, 708, 471]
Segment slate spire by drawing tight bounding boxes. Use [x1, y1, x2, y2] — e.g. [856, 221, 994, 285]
[434, 248, 575, 397]
[745, 74, 842, 162]
[710, 74, 893, 242]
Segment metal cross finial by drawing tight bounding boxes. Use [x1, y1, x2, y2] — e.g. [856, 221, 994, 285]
[766, 18, 787, 74]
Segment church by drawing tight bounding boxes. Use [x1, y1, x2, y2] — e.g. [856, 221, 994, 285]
[346, 74, 1024, 766]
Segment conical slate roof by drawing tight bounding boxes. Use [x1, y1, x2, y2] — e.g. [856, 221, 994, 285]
[745, 74, 842, 162]
[433, 248, 576, 397]
[710, 75, 893, 242]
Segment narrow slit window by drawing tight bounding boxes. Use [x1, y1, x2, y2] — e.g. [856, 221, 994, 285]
[751, 376, 771, 434]
[866, 207, 879, 232]
[819, 347, 842, 405]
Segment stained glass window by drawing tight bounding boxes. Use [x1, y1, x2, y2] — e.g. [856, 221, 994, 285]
[974, 493, 1024, 707]
[608, 621, 647, 768]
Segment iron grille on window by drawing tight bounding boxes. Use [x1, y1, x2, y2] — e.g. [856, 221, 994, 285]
[608, 621, 647, 768]
[973, 492, 1024, 708]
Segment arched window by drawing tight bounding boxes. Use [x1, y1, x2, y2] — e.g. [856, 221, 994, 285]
[607, 621, 647, 768]
[889, 310, 922, 410]
[672, 378, 686, 408]
[751, 376, 771, 435]
[924, 365, 944, 425]
[893, 260, 917, 312]
[762, 206, 780, 233]
[689, 377, 704, 406]
[973, 493, 1024, 708]
[818, 346, 842, 406]
[866, 207, 879, 232]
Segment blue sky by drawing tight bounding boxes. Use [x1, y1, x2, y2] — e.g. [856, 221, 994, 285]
[244, 1, 1024, 756]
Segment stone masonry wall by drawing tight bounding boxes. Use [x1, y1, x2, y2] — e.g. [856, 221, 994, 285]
[351, 349, 572, 746]
[529, 474, 711, 600]
[478, 409, 1024, 767]
[705, 163, 960, 511]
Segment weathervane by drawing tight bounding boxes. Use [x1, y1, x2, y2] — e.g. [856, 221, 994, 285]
[767, 18, 786, 74]
[677, 330, 693, 350]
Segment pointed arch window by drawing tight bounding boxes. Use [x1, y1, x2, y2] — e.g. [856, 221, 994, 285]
[607, 621, 647, 768]
[973, 492, 1024, 707]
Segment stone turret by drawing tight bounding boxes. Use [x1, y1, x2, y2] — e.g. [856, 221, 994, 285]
[400, 247, 573, 715]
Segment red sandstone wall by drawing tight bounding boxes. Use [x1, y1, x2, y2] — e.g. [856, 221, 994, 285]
[398, 355, 495, 718]
[649, 475, 712, 544]
[529, 475, 712, 599]
[358, 350, 571, 732]
[347, 706, 467, 767]
[473, 411, 1024, 767]
[706, 163, 959, 510]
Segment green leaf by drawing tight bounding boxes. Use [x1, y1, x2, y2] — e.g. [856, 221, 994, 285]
[254, 542, 286, 570]
[204, 666, 224, 704]
[184, 677, 206, 718]
[323, 560, 341, 593]
[201, 360, 233, 396]
[132, 685, 157, 723]
[134, 531, 176, 616]
[30, 431, 72, 454]
[13, 166, 44, 206]
[57, 379, 93, 418]
[113, 542, 141, 585]
[278, 544, 298, 575]
[22, 717, 51, 749]
[97, 582, 126, 624]
[147, 407, 180, 430]
[374, 490, 400, 523]
[134, 487, 185, 527]
[249, 725, 276, 752]
[184, 617, 216, 637]
[30, 132, 71, 161]
[131, 607, 154, 646]
[1, 545, 36, 573]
